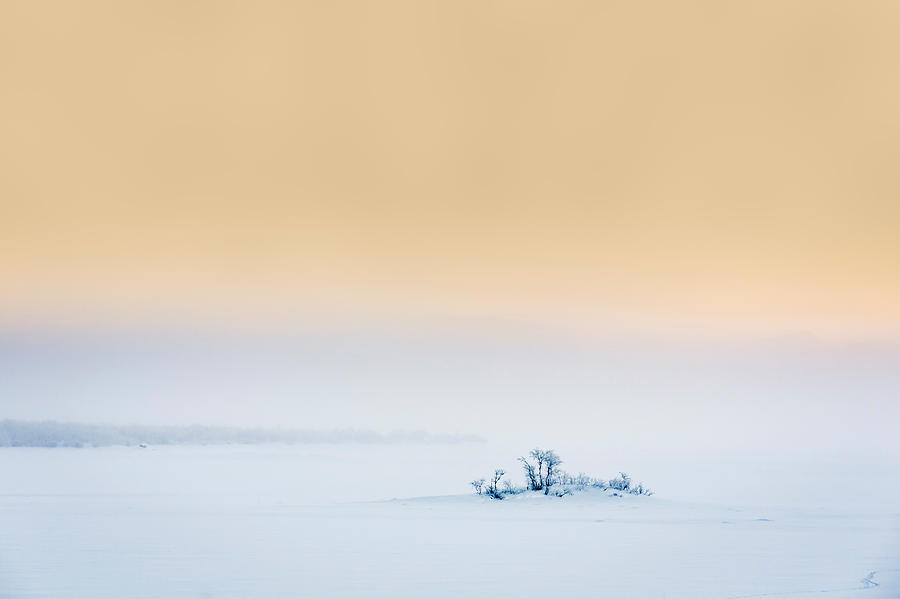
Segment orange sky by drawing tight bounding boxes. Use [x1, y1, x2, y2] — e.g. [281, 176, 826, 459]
[2, 1, 900, 339]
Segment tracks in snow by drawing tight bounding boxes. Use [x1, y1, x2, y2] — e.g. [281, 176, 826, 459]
[722, 568, 900, 598]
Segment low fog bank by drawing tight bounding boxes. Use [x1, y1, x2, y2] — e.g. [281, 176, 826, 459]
[3, 321, 899, 455]
[0, 420, 482, 448]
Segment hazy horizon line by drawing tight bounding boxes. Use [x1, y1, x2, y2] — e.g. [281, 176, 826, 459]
[0, 419, 485, 448]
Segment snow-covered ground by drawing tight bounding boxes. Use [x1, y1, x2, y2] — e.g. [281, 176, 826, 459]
[1, 444, 898, 598]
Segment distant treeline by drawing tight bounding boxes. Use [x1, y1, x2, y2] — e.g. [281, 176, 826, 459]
[0, 420, 482, 448]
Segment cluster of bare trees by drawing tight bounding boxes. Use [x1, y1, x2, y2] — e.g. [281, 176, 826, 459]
[471, 447, 653, 499]
[518, 448, 563, 495]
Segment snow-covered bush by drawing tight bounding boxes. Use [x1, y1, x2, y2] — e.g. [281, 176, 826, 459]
[501, 480, 526, 495]
[590, 478, 609, 491]
[608, 472, 632, 492]
[607, 472, 653, 495]
[556, 470, 608, 491]
[628, 481, 653, 496]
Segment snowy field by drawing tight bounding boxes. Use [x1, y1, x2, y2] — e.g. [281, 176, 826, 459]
[1, 443, 898, 598]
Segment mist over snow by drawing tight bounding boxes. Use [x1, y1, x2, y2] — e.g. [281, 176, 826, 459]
[2, 322, 899, 457]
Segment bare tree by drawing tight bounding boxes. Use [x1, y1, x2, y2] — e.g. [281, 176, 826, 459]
[542, 450, 562, 495]
[471, 478, 485, 495]
[486, 469, 505, 499]
[518, 455, 539, 490]
[531, 448, 546, 489]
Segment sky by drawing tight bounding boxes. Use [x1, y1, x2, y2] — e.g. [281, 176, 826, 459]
[1, 1, 899, 449]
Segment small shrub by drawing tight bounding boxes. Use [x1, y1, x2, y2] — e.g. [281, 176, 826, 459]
[608, 472, 632, 492]
[502, 480, 525, 495]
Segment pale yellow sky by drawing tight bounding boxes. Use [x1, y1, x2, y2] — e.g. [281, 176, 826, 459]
[2, 1, 900, 338]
